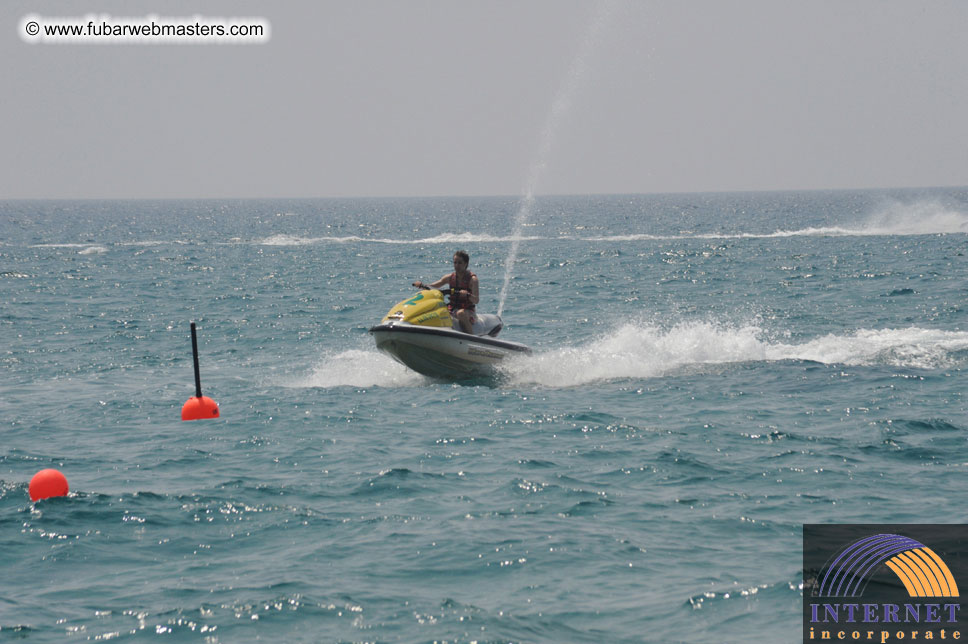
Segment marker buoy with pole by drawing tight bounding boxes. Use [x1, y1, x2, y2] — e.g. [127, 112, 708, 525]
[181, 322, 220, 421]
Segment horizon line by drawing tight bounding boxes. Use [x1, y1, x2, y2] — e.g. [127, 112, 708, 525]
[2, 183, 967, 202]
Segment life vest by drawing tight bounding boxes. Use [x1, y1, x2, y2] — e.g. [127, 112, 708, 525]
[448, 271, 476, 312]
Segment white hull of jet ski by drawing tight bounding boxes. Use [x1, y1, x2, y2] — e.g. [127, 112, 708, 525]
[369, 288, 531, 380]
[369, 321, 531, 379]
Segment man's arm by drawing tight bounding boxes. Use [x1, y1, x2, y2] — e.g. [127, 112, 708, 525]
[413, 274, 451, 290]
[466, 275, 480, 305]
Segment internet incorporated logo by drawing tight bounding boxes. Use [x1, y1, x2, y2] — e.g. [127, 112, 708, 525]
[804, 525, 965, 643]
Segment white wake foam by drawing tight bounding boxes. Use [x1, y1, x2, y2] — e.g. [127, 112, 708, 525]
[287, 349, 427, 388]
[768, 327, 968, 369]
[501, 322, 968, 387]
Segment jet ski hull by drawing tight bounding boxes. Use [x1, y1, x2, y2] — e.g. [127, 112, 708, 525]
[369, 322, 531, 380]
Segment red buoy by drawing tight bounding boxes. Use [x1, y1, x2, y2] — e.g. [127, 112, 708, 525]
[29, 468, 69, 501]
[183, 322, 220, 421]
[181, 395, 220, 420]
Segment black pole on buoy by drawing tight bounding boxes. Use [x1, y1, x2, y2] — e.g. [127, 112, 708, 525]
[191, 321, 203, 398]
[182, 321, 220, 421]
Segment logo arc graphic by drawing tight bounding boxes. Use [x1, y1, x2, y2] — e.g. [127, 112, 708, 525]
[816, 533, 960, 598]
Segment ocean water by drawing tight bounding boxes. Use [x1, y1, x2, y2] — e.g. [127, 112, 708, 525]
[1, 189, 967, 642]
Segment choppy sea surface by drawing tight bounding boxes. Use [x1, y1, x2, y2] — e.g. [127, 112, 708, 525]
[2, 189, 967, 642]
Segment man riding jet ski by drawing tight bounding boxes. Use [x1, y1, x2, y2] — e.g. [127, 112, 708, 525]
[369, 250, 531, 380]
[412, 250, 478, 333]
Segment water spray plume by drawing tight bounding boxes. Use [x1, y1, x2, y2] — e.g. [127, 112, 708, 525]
[498, 1, 618, 317]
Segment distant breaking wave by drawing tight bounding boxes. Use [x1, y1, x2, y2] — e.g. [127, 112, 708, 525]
[256, 233, 541, 246]
[857, 199, 968, 235]
[31, 243, 110, 254]
[730, 200, 968, 238]
[255, 201, 968, 246]
[593, 202, 968, 240]
[24, 200, 967, 250]
[32, 243, 103, 248]
[293, 323, 968, 389]
[38, 223, 967, 250]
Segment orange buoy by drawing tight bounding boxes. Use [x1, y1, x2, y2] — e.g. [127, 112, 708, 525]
[182, 322, 220, 421]
[181, 395, 220, 420]
[29, 468, 69, 501]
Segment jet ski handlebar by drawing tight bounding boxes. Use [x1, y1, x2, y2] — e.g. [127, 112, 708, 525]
[412, 282, 451, 296]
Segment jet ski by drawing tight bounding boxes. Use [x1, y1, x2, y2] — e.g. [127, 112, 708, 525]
[369, 287, 531, 380]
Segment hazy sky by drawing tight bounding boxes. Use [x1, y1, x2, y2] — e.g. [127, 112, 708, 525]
[3, 1, 967, 199]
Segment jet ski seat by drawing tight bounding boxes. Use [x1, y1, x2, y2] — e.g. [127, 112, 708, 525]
[464, 313, 503, 337]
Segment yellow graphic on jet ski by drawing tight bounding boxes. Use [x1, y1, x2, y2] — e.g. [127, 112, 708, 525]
[381, 289, 453, 328]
